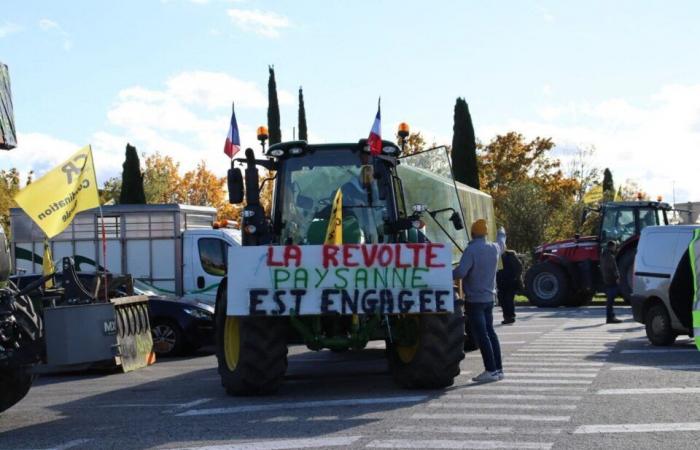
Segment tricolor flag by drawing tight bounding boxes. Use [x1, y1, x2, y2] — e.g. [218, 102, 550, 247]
[367, 98, 382, 155]
[224, 103, 241, 158]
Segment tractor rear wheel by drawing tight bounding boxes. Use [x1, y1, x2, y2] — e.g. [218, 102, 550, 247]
[617, 250, 636, 305]
[214, 279, 289, 396]
[525, 262, 570, 308]
[0, 368, 34, 414]
[388, 305, 465, 389]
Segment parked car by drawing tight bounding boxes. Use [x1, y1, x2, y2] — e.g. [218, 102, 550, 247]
[631, 225, 699, 345]
[10, 273, 214, 358]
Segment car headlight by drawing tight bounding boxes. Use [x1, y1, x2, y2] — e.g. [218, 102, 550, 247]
[183, 308, 213, 320]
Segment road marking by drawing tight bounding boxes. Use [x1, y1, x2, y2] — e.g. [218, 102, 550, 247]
[499, 341, 527, 344]
[609, 364, 700, 371]
[465, 386, 588, 392]
[176, 395, 427, 416]
[497, 332, 544, 335]
[597, 387, 700, 395]
[574, 422, 700, 434]
[163, 398, 212, 413]
[428, 402, 576, 411]
[46, 440, 93, 450]
[391, 425, 562, 435]
[412, 413, 570, 422]
[517, 349, 611, 353]
[503, 372, 597, 378]
[619, 349, 698, 354]
[444, 393, 582, 401]
[504, 363, 602, 368]
[499, 379, 592, 385]
[169, 436, 363, 450]
[366, 439, 553, 449]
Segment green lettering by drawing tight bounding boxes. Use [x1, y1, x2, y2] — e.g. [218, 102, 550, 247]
[392, 268, 407, 288]
[273, 269, 291, 289]
[373, 267, 388, 288]
[354, 268, 368, 289]
[335, 268, 349, 289]
[411, 268, 429, 288]
[314, 268, 329, 288]
[294, 268, 308, 289]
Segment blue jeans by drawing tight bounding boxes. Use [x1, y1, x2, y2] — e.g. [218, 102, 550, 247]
[467, 302, 502, 372]
[605, 285, 617, 319]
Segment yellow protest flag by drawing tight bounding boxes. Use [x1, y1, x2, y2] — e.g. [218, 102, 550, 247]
[42, 240, 55, 288]
[14, 145, 100, 238]
[324, 188, 343, 244]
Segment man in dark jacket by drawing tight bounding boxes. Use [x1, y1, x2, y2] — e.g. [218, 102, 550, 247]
[497, 249, 522, 325]
[600, 240, 622, 324]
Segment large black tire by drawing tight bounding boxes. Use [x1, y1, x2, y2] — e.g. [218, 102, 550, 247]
[525, 262, 570, 308]
[0, 368, 34, 413]
[214, 279, 289, 396]
[388, 305, 465, 389]
[617, 250, 636, 305]
[645, 303, 676, 346]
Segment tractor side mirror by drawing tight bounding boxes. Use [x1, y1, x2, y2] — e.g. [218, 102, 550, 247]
[227, 167, 244, 204]
[360, 165, 374, 189]
[450, 211, 464, 230]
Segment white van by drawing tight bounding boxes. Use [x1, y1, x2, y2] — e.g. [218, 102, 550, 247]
[631, 225, 699, 345]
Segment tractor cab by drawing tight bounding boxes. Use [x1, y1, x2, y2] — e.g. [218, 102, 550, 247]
[584, 201, 671, 249]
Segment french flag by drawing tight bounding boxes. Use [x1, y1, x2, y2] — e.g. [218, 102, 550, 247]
[367, 98, 381, 155]
[224, 103, 241, 158]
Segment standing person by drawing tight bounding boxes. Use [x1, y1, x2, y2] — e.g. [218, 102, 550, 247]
[453, 219, 507, 382]
[497, 248, 522, 325]
[600, 240, 622, 324]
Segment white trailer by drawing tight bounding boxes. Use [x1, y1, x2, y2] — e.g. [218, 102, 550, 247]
[10, 204, 239, 305]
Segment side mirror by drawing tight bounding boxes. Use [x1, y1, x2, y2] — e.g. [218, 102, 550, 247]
[449, 212, 464, 230]
[227, 167, 244, 204]
[360, 165, 374, 188]
[373, 159, 390, 200]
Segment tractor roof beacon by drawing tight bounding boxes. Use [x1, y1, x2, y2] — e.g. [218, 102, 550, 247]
[525, 200, 673, 308]
[0, 226, 43, 414]
[215, 136, 474, 395]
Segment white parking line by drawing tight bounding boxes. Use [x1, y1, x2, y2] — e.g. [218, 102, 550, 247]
[504, 362, 603, 367]
[412, 413, 570, 422]
[499, 379, 592, 385]
[608, 364, 700, 371]
[574, 422, 700, 434]
[443, 394, 582, 401]
[597, 387, 700, 395]
[619, 349, 698, 354]
[499, 341, 527, 345]
[366, 439, 553, 449]
[465, 386, 588, 392]
[169, 436, 363, 450]
[176, 395, 427, 416]
[502, 372, 598, 378]
[428, 402, 577, 411]
[46, 440, 93, 450]
[390, 425, 562, 435]
[497, 332, 544, 335]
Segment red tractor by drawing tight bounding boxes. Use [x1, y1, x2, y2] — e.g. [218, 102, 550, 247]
[525, 201, 672, 307]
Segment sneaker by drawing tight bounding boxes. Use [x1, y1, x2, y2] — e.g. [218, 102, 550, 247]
[472, 371, 500, 383]
[606, 317, 622, 324]
[495, 370, 505, 380]
[501, 318, 515, 325]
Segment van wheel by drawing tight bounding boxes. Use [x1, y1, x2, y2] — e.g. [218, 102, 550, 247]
[525, 262, 569, 308]
[645, 304, 677, 346]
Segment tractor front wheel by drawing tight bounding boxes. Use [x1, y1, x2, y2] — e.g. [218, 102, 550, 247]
[388, 305, 465, 389]
[525, 262, 570, 308]
[215, 279, 289, 396]
[0, 368, 34, 414]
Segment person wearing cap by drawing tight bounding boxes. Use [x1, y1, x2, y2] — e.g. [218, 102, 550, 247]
[453, 219, 507, 382]
[600, 240, 622, 324]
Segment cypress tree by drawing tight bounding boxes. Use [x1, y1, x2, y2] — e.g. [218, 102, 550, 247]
[298, 86, 308, 142]
[119, 143, 146, 204]
[267, 65, 281, 145]
[451, 98, 479, 189]
[602, 168, 615, 201]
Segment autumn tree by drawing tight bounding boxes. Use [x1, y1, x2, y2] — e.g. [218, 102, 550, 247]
[119, 143, 146, 204]
[0, 168, 21, 234]
[267, 66, 281, 145]
[100, 177, 122, 205]
[143, 152, 182, 204]
[298, 87, 307, 142]
[451, 98, 479, 189]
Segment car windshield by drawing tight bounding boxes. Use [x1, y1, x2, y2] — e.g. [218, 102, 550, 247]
[278, 149, 393, 245]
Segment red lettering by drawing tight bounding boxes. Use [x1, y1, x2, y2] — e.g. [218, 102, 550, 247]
[395, 244, 410, 268]
[426, 243, 445, 268]
[285, 245, 302, 268]
[377, 245, 393, 267]
[267, 246, 284, 266]
[405, 243, 424, 266]
[343, 244, 360, 267]
[361, 245, 379, 267]
[323, 245, 340, 268]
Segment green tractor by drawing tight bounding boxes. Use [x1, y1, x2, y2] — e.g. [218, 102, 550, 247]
[215, 137, 475, 395]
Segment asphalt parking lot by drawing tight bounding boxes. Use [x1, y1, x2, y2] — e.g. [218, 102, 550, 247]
[2, 305, 700, 450]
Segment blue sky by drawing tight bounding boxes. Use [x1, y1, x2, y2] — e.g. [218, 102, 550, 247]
[2, 0, 699, 202]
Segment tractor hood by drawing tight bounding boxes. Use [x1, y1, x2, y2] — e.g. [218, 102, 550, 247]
[535, 236, 599, 254]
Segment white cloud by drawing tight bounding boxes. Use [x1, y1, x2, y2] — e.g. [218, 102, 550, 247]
[37, 18, 72, 51]
[38, 19, 59, 31]
[481, 84, 700, 203]
[0, 22, 22, 38]
[227, 8, 290, 38]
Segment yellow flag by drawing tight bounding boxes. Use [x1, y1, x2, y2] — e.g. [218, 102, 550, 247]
[583, 185, 603, 205]
[14, 145, 100, 238]
[324, 188, 343, 244]
[42, 240, 55, 288]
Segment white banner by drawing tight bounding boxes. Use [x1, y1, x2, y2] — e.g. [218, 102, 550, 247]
[227, 243, 454, 316]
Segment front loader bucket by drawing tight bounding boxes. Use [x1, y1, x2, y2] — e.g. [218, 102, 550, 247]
[112, 296, 155, 372]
